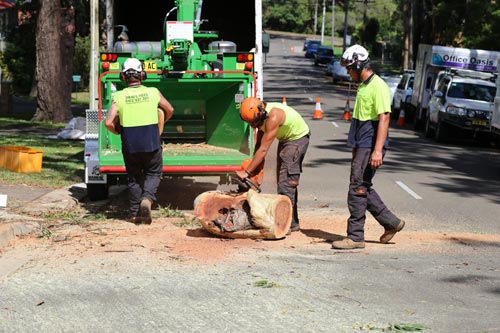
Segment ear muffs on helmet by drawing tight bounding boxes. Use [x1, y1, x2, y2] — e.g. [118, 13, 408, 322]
[353, 53, 365, 74]
[255, 102, 268, 121]
[120, 70, 147, 81]
[240, 98, 268, 125]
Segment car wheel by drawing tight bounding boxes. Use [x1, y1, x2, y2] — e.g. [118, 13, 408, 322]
[391, 108, 399, 120]
[435, 121, 448, 142]
[424, 116, 433, 138]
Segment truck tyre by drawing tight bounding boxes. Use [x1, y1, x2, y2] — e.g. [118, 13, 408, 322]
[87, 183, 109, 201]
[435, 121, 448, 143]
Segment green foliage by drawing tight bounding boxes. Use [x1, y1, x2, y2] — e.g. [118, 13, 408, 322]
[383, 323, 430, 331]
[0, 53, 13, 81]
[73, 34, 90, 89]
[263, 0, 315, 34]
[253, 279, 280, 288]
[3, 24, 36, 93]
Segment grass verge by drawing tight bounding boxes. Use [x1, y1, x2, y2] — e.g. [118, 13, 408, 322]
[0, 120, 85, 188]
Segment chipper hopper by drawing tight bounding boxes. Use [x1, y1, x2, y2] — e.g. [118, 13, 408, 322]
[84, 0, 258, 201]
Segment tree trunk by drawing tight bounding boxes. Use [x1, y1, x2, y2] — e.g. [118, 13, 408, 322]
[33, 0, 75, 123]
[194, 189, 292, 239]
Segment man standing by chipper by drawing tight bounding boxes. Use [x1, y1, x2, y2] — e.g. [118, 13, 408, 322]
[105, 57, 174, 224]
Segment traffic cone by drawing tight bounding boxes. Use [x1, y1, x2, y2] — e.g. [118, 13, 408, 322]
[282, 97, 287, 106]
[397, 110, 406, 127]
[313, 97, 323, 120]
[342, 99, 351, 121]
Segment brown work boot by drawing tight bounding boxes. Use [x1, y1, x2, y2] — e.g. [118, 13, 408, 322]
[286, 223, 300, 235]
[380, 220, 405, 244]
[331, 238, 365, 249]
[138, 198, 152, 225]
[125, 213, 137, 224]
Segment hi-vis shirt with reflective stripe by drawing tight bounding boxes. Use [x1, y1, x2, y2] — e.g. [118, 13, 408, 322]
[112, 85, 161, 127]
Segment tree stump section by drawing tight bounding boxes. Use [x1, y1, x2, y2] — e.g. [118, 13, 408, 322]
[194, 189, 292, 239]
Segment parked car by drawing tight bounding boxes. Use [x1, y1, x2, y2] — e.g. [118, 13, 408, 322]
[303, 38, 321, 51]
[314, 46, 334, 66]
[327, 59, 351, 84]
[426, 70, 496, 142]
[392, 70, 415, 119]
[305, 41, 321, 58]
[381, 74, 402, 108]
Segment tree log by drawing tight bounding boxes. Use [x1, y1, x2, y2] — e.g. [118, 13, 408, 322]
[193, 189, 292, 239]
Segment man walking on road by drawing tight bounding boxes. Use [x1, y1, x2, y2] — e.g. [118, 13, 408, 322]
[105, 57, 174, 224]
[332, 45, 404, 250]
[236, 97, 310, 233]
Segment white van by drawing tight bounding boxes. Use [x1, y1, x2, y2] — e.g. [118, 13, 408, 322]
[392, 70, 414, 119]
[426, 69, 496, 142]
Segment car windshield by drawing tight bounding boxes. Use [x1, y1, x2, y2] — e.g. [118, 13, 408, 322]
[318, 48, 333, 56]
[447, 82, 496, 102]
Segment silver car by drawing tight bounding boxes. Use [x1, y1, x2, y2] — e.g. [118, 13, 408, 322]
[327, 59, 351, 84]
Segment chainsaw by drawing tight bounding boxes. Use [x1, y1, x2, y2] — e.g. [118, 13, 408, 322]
[232, 158, 263, 193]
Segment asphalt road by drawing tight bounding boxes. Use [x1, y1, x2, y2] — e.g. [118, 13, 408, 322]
[1, 34, 500, 333]
[263, 35, 500, 235]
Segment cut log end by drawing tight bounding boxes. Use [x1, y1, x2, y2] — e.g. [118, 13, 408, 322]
[194, 189, 292, 239]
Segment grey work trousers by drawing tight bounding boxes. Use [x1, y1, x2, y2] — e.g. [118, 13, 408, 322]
[347, 147, 401, 242]
[123, 148, 163, 215]
[277, 133, 310, 227]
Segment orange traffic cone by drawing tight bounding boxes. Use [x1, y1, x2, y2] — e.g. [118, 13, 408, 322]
[397, 110, 406, 127]
[282, 97, 287, 106]
[342, 99, 351, 121]
[313, 97, 323, 120]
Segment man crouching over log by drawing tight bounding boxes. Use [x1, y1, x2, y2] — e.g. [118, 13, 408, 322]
[236, 97, 310, 234]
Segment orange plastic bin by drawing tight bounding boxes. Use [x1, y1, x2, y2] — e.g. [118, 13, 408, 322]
[0, 146, 43, 173]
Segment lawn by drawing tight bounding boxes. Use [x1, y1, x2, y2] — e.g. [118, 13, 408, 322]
[0, 102, 86, 189]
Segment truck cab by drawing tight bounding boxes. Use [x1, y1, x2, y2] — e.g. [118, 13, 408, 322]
[410, 44, 500, 131]
[425, 69, 496, 142]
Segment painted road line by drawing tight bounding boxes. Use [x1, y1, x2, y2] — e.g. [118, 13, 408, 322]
[331, 121, 339, 128]
[396, 181, 422, 200]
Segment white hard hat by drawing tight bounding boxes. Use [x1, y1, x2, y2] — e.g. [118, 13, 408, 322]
[122, 58, 143, 73]
[340, 44, 369, 67]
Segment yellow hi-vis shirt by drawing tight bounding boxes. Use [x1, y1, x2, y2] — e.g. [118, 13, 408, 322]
[112, 85, 162, 153]
[261, 103, 310, 142]
[113, 85, 161, 127]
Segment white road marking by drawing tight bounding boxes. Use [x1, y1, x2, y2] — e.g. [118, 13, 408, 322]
[396, 181, 422, 200]
[331, 121, 339, 127]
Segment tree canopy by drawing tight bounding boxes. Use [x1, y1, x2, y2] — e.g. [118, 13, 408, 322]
[263, 0, 500, 63]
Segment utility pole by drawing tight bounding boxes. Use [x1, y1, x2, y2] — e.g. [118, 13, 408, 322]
[403, 0, 409, 70]
[321, 0, 326, 43]
[343, 0, 348, 51]
[106, 0, 114, 51]
[90, 0, 99, 110]
[331, 0, 335, 48]
[409, 0, 414, 69]
[314, 0, 318, 37]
